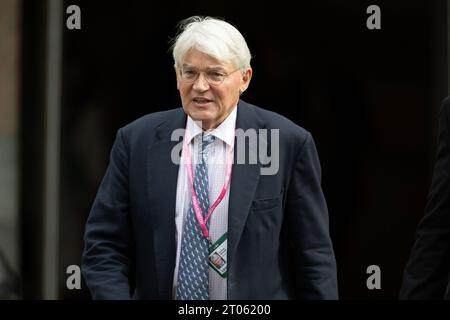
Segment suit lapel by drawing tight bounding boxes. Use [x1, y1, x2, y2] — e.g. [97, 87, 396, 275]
[147, 109, 186, 298]
[227, 101, 265, 268]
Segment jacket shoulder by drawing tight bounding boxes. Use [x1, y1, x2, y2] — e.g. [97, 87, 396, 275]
[242, 101, 310, 141]
[121, 108, 183, 133]
[440, 96, 450, 117]
[114, 108, 185, 150]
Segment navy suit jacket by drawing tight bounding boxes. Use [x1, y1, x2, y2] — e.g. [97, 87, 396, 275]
[400, 97, 450, 299]
[82, 100, 338, 299]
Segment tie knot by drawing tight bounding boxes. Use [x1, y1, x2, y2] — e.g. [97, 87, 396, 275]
[201, 133, 215, 152]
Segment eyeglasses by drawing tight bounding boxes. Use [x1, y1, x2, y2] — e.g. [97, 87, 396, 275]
[178, 66, 241, 86]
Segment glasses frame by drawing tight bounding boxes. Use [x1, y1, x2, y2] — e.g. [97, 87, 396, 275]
[178, 66, 242, 86]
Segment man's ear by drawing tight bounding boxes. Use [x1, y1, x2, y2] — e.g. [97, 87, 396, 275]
[240, 68, 252, 94]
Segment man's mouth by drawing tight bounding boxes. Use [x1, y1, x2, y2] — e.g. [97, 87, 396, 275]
[192, 97, 213, 104]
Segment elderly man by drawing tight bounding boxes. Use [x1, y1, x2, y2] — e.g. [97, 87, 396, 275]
[82, 16, 338, 300]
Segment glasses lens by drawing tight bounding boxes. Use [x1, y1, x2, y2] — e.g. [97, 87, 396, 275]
[180, 68, 236, 85]
[181, 69, 197, 82]
[206, 71, 225, 85]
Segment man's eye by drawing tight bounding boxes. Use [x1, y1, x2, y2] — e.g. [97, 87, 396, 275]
[208, 72, 224, 79]
[183, 70, 197, 77]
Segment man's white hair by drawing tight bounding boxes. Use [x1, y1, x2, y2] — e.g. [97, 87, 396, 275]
[172, 16, 251, 70]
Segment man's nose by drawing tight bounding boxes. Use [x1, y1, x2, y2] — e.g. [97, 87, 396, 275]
[192, 72, 210, 91]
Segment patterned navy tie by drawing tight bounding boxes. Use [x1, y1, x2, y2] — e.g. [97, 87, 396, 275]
[176, 133, 215, 300]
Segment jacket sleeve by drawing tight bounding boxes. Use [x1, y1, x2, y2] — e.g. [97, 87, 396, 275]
[400, 98, 450, 299]
[286, 132, 338, 299]
[82, 129, 134, 299]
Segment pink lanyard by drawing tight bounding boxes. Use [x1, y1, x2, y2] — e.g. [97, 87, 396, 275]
[183, 128, 234, 242]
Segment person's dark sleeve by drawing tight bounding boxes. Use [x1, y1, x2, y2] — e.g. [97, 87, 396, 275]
[400, 98, 450, 299]
[286, 132, 339, 299]
[81, 129, 134, 299]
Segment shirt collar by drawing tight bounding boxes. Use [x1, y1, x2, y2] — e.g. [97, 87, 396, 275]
[186, 105, 237, 147]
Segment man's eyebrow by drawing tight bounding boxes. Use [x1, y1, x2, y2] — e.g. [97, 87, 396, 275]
[207, 67, 227, 72]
